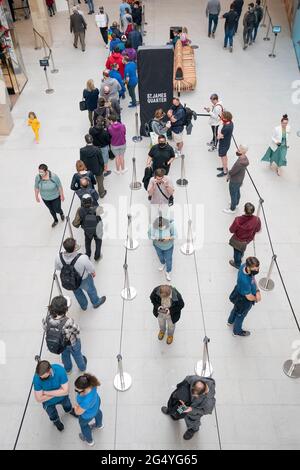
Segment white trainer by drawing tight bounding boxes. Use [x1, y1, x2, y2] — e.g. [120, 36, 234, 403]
[165, 272, 171, 282]
[158, 264, 165, 271]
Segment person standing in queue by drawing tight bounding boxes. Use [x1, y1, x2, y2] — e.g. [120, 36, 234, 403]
[216, 111, 234, 178]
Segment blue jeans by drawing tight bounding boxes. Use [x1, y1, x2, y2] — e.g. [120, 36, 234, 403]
[233, 248, 244, 268]
[224, 28, 234, 47]
[127, 84, 137, 106]
[154, 245, 174, 273]
[228, 303, 253, 335]
[229, 182, 241, 211]
[43, 395, 72, 422]
[61, 338, 86, 373]
[74, 274, 101, 309]
[79, 408, 103, 443]
[87, 0, 94, 12]
[252, 24, 260, 42]
[208, 14, 218, 35]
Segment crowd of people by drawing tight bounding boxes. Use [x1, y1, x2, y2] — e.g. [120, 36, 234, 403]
[28, 0, 293, 447]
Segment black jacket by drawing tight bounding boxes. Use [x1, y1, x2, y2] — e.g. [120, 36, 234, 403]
[150, 286, 184, 324]
[132, 7, 142, 26]
[70, 171, 96, 191]
[89, 126, 111, 148]
[70, 12, 87, 34]
[80, 145, 104, 176]
[232, 0, 244, 15]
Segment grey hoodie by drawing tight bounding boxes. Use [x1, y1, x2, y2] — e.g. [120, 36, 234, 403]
[183, 375, 216, 431]
[100, 78, 122, 102]
[206, 0, 221, 16]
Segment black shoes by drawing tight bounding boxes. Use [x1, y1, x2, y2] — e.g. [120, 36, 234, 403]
[52, 220, 58, 228]
[60, 213, 65, 221]
[217, 171, 228, 178]
[161, 406, 169, 415]
[233, 330, 251, 337]
[69, 408, 78, 418]
[93, 296, 106, 309]
[54, 420, 64, 431]
[183, 429, 196, 440]
[100, 190, 107, 198]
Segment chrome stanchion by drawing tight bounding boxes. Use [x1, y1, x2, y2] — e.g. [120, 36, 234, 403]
[66, 215, 74, 239]
[50, 50, 59, 74]
[132, 112, 143, 143]
[124, 214, 139, 250]
[256, 197, 264, 218]
[129, 157, 142, 190]
[259, 254, 276, 291]
[263, 14, 271, 41]
[283, 341, 300, 379]
[195, 337, 213, 377]
[54, 273, 63, 296]
[44, 66, 54, 94]
[269, 32, 278, 58]
[114, 354, 132, 391]
[33, 29, 39, 50]
[121, 263, 137, 300]
[181, 219, 195, 255]
[261, 1, 267, 27]
[41, 37, 48, 59]
[176, 155, 188, 187]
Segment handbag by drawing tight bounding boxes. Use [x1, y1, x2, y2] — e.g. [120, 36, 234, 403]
[229, 235, 247, 253]
[156, 182, 174, 206]
[79, 100, 87, 111]
[108, 147, 115, 160]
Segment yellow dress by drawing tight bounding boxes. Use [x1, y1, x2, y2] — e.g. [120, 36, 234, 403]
[28, 118, 40, 141]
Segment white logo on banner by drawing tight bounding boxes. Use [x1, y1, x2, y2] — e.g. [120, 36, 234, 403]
[147, 93, 167, 104]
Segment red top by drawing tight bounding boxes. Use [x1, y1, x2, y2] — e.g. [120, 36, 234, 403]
[230, 215, 261, 243]
[105, 52, 125, 79]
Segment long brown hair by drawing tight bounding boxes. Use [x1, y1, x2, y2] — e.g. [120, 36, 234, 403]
[75, 373, 100, 390]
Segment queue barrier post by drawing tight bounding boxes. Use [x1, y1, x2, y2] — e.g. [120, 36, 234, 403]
[261, 0, 268, 27]
[50, 50, 59, 74]
[263, 13, 272, 41]
[132, 112, 143, 143]
[114, 354, 132, 391]
[195, 336, 214, 377]
[259, 254, 277, 291]
[43, 66, 54, 94]
[66, 215, 74, 239]
[121, 263, 137, 300]
[269, 32, 278, 58]
[256, 197, 264, 218]
[181, 219, 195, 255]
[124, 214, 139, 250]
[129, 157, 142, 190]
[176, 154, 188, 187]
[283, 341, 300, 379]
[54, 273, 63, 296]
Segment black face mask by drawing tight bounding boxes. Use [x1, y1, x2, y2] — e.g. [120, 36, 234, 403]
[251, 269, 259, 276]
[236, 151, 242, 157]
[159, 143, 166, 148]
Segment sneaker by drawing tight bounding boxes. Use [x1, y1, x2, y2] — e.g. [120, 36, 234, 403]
[161, 406, 169, 415]
[243, 44, 248, 50]
[114, 170, 120, 175]
[60, 213, 65, 221]
[166, 335, 173, 345]
[207, 141, 214, 146]
[208, 33, 211, 38]
[121, 168, 128, 174]
[128, 104, 137, 108]
[100, 190, 107, 198]
[52, 220, 58, 228]
[104, 171, 111, 177]
[212, 32, 215, 38]
[79, 433, 95, 446]
[105, 44, 109, 49]
[165, 272, 171, 282]
[208, 146, 217, 152]
[217, 171, 227, 178]
[93, 296, 106, 309]
[158, 330, 165, 341]
[94, 255, 103, 261]
[227, 322, 233, 327]
[249, 41, 253, 46]
[54, 420, 64, 432]
[158, 264, 165, 271]
[73, 43, 78, 48]
[223, 208, 236, 214]
[81, 306, 88, 311]
[68, 408, 78, 418]
[223, 46, 227, 49]
[233, 330, 251, 337]
[229, 260, 239, 269]
[91, 423, 104, 430]
[229, 46, 233, 53]
[183, 429, 196, 440]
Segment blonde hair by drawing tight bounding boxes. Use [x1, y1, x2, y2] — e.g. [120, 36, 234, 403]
[154, 108, 165, 120]
[76, 160, 87, 172]
[86, 79, 95, 91]
[28, 111, 37, 119]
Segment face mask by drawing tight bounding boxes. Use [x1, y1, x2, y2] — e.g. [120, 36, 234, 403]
[159, 143, 166, 148]
[236, 151, 242, 157]
[251, 269, 259, 276]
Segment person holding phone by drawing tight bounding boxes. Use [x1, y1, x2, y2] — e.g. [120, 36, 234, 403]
[147, 169, 174, 206]
[150, 284, 184, 345]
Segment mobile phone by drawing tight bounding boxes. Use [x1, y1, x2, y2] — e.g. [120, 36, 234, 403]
[177, 404, 188, 414]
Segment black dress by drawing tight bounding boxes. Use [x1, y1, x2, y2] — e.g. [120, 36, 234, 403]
[218, 121, 234, 156]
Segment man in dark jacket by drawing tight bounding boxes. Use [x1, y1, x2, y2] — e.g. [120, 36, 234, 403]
[75, 177, 99, 206]
[168, 97, 186, 156]
[70, 7, 87, 51]
[223, 144, 249, 214]
[161, 375, 216, 440]
[243, 2, 256, 49]
[223, 4, 239, 52]
[150, 285, 184, 344]
[132, 1, 142, 30]
[232, 0, 244, 33]
[229, 202, 261, 268]
[80, 135, 106, 198]
[252, 0, 264, 42]
[128, 24, 143, 50]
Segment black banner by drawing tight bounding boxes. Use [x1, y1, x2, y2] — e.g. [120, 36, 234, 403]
[137, 46, 174, 136]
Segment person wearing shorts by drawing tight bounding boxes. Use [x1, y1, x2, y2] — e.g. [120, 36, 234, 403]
[108, 115, 127, 175]
[168, 97, 186, 156]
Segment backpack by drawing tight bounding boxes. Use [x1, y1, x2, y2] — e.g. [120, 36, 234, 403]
[59, 253, 83, 291]
[183, 106, 197, 133]
[45, 317, 69, 354]
[80, 207, 101, 239]
[144, 119, 155, 137]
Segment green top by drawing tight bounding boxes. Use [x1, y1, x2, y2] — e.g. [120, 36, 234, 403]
[35, 173, 62, 201]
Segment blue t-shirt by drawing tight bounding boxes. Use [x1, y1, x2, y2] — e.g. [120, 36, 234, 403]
[237, 264, 257, 297]
[120, 2, 131, 16]
[33, 364, 68, 406]
[77, 387, 101, 420]
[125, 62, 138, 87]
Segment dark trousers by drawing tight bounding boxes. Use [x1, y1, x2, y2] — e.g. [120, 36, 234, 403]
[229, 182, 241, 211]
[42, 396, 72, 423]
[208, 14, 218, 35]
[243, 27, 254, 45]
[228, 302, 253, 335]
[224, 28, 234, 47]
[211, 125, 219, 147]
[127, 84, 137, 106]
[233, 248, 244, 268]
[43, 197, 63, 222]
[100, 27, 108, 44]
[48, 5, 55, 15]
[252, 23, 260, 42]
[85, 234, 102, 259]
[95, 173, 105, 197]
[234, 12, 242, 33]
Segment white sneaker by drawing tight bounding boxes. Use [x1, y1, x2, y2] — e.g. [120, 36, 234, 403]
[91, 423, 104, 430]
[158, 264, 165, 271]
[105, 44, 109, 49]
[165, 272, 171, 281]
[114, 169, 120, 175]
[121, 168, 128, 174]
[223, 208, 236, 214]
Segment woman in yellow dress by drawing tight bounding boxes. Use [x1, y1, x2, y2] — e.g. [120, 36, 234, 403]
[28, 111, 40, 143]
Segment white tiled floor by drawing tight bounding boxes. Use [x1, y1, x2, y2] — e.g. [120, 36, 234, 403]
[1, 0, 300, 450]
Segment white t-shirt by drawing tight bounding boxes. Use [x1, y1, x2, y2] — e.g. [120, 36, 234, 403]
[95, 13, 109, 28]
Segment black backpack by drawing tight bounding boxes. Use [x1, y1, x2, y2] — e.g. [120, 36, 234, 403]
[144, 119, 155, 137]
[80, 207, 100, 239]
[59, 253, 83, 291]
[46, 317, 69, 354]
[183, 106, 197, 127]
